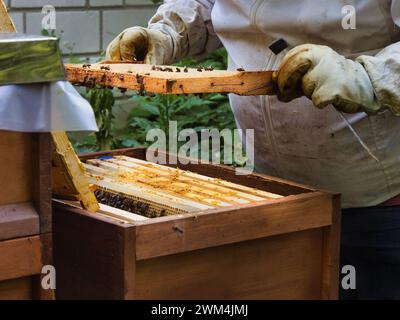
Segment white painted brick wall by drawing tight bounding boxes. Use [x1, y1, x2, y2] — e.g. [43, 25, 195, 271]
[26, 11, 100, 53]
[126, 0, 156, 5]
[90, 0, 123, 6]
[7, 0, 157, 56]
[12, 0, 86, 8]
[9, 12, 23, 32]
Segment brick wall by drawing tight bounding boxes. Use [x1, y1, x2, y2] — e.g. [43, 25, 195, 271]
[5, 0, 158, 58]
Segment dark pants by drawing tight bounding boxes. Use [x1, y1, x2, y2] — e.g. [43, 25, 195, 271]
[340, 205, 400, 300]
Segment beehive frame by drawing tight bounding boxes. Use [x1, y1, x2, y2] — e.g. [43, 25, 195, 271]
[84, 155, 284, 218]
[65, 62, 277, 96]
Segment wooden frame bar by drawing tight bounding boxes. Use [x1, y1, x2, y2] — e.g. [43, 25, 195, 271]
[66, 63, 276, 96]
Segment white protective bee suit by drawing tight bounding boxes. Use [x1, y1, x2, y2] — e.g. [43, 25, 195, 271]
[108, 0, 400, 208]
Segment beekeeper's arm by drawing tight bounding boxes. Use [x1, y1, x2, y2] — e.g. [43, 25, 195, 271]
[106, 0, 220, 64]
[274, 2, 400, 116]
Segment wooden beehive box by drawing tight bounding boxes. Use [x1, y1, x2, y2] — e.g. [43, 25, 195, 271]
[0, 1, 54, 300]
[53, 147, 341, 300]
[0, 131, 52, 300]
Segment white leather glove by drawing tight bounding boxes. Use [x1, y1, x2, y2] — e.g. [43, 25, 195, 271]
[105, 26, 174, 64]
[274, 44, 380, 114]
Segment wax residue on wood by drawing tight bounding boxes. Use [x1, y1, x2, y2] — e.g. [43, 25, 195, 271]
[85, 155, 283, 217]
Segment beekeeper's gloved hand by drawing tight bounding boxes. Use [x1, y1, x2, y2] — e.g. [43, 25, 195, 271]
[273, 44, 380, 114]
[105, 26, 173, 65]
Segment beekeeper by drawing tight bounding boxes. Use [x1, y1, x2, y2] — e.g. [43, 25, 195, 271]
[106, 1, 400, 299]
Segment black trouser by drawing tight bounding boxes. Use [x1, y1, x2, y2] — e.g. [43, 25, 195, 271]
[340, 205, 400, 300]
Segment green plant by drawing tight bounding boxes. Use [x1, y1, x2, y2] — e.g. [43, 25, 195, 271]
[86, 88, 115, 150]
[68, 87, 115, 153]
[41, 29, 57, 37]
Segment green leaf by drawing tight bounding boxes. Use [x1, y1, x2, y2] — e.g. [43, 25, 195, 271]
[121, 138, 141, 147]
[129, 103, 160, 117]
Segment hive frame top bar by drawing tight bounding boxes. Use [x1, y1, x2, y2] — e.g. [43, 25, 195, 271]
[65, 61, 277, 96]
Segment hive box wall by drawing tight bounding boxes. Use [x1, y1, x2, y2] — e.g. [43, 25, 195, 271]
[53, 147, 341, 300]
[0, 131, 52, 300]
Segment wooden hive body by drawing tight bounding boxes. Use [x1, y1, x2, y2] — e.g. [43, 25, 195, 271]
[0, 0, 53, 300]
[0, 132, 52, 300]
[53, 147, 341, 300]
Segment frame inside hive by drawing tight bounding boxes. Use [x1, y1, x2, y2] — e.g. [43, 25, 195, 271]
[84, 155, 284, 218]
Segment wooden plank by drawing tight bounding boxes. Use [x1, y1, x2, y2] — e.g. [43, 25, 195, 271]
[86, 160, 234, 208]
[0, 202, 39, 241]
[66, 62, 277, 96]
[78, 147, 313, 196]
[117, 156, 282, 199]
[32, 133, 52, 233]
[79, 147, 147, 162]
[0, 131, 33, 205]
[159, 151, 316, 196]
[108, 157, 269, 202]
[60, 200, 150, 223]
[0, 277, 32, 300]
[0, 0, 15, 33]
[99, 204, 148, 222]
[112, 156, 279, 200]
[85, 164, 211, 212]
[122, 221, 136, 300]
[136, 229, 323, 299]
[53, 201, 134, 299]
[31, 132, 52, 233]
[32, 233, 55, 300]
[52, 132, 99, 213]
[135, 192, 333, 260]
[321, 193, 341, 300]
[0, 236, 42, 281]
[92, 159, 252, 205]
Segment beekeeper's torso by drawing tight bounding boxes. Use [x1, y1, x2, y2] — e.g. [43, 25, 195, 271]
[209, 0, 400, 207]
